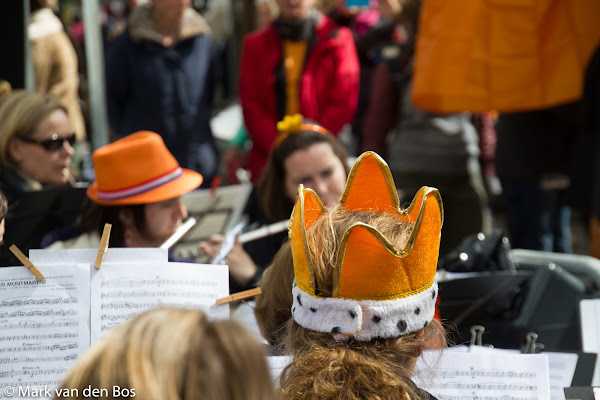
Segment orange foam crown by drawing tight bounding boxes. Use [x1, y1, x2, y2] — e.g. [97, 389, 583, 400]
[289, 152, 444, 301]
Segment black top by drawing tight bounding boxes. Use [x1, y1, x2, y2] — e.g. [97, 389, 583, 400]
[0, 166, 39, 205]
[0, 185, 87, 267]
[235, 189, 288, 292]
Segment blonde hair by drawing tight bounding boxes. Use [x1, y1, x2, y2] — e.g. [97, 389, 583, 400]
[280, 207, 446, 400]
[0, 89, 66, 167]
[57, 308, 276, 400]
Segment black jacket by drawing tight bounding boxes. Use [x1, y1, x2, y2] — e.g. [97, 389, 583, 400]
[106, 5, 219, 183]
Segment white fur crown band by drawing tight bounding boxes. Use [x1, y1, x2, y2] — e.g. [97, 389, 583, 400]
[291, 283, 438, 342]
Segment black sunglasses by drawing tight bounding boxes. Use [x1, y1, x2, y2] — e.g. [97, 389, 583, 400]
[18, 133, 77, 152]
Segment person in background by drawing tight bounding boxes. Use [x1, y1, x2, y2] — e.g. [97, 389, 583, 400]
[55, 307, 276, 400]
[256, 0, 279, 30]
[220, 0, 279, 184]
[495, 105, 578, 253]
[200, 116, 349, 293]
[29, 0, 86, 143]
[582, 46, 600, 257]
[46, 131, 201, 249]
[279, 152, 445, 399]
[321, 0, 404, 152]
[106, 0, 220, 184]
[0, 87, 75, 204]
[239, 0, 360, 181]
[362, 0, 491, 255]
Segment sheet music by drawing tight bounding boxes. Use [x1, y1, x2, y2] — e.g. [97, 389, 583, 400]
[468, 346, 577, 400]
[0, 264, 90, 400]
[173, 184, 251, 260]
[29, 248, 168, 264]
[91, 263, 229, 342]
[414, 350, 550, 400]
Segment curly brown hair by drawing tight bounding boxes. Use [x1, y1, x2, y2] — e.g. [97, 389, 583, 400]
[279, 207, 446, 399]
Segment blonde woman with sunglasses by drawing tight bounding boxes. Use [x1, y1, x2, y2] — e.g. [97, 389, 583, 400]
[0, 86, 75, 204]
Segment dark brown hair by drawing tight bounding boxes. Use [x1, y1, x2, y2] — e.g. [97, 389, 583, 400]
[0, 190, 7, 221]
[255, 242, 294, 351]
[79, 201, 147, 247]
[257, 131, 349, 222]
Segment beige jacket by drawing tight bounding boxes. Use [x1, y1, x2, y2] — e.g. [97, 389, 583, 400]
[29, 8, 86, 141]
[128, 4, 211, 45]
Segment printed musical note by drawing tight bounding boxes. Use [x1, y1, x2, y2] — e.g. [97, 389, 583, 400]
[0, 264, 91, 400]
[414, 350, 551, 400]
[91, 262, 229, 342]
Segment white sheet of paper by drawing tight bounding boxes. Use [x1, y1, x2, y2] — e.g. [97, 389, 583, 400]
[268, 356, 292, 384]
[581, 299, 600, 353]
[91, 262, 229, 342]
[414, 350, 550, 400]
[579, 299, 600, 385]
[547, 352, 579, 400]
[29, 248, 168, 265]
[468, 346, 577, 400]
[0, 264, 90, 400]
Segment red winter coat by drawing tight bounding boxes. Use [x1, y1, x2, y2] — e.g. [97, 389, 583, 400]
[239, 16, 360, 181]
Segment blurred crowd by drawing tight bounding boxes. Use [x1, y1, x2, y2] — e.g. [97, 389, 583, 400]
[3, 0, 596, 259]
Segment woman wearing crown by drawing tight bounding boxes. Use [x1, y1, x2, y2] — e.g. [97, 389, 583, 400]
[279, 152, 444, 399]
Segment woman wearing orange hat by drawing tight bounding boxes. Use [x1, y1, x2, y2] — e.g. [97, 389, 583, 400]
[47, 131, 202, 248]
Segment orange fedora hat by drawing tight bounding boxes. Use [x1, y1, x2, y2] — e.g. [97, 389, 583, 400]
[87, 131, 203, 205]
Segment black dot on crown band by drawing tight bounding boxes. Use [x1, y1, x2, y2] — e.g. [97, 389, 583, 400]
[432, 290, 436, 300]
[372, 315, 381, 323]
[292, 307, 296, 313]
[397, 320, 408, 332]
[349, 310, 356, 319]
[296, 294, 303, 306]
[310, 307, 317, 313]
[331, 326, 341, 334]
[423, 321, 428, 329]
[414, 307, 421, 315]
